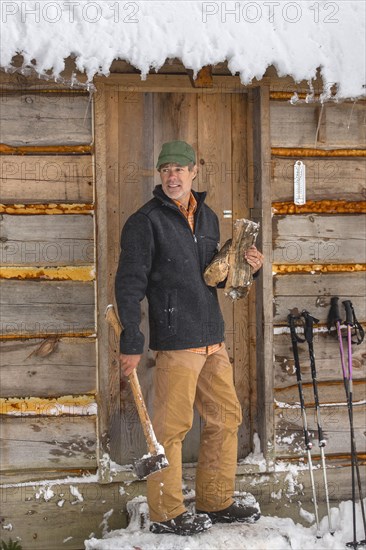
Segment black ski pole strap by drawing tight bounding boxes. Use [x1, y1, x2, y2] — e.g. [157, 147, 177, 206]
[327, 296, 341, 332]
[343, 300, 365, 345]
[287, 311, 305, 344]
[301, 310, 325, 447]
[287, 313, 312, 451]
[301, 310, 319, 344]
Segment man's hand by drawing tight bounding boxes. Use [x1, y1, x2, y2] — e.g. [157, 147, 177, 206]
[244, 245, 264, 274]
[119, 353, 141, 376]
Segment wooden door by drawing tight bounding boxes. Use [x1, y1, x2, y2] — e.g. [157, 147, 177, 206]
[96, 81, 254, 467]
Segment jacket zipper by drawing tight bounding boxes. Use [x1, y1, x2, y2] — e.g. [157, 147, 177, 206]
[158, 194, 211, 284]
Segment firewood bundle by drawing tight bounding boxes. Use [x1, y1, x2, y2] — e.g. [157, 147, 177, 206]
[204, 218, 260, 301]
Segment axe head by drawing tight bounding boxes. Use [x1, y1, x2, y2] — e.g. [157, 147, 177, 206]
[134, 453, 169, 479]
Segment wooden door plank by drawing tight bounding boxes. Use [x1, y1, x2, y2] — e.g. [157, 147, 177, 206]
[0, 155, 94, 204]
[153, 92, 202, 461]
[198, 92, 234, 356]
[112, 90, 156, 465]
[231, 93, 252, 457]
[153, 92, 198, 188]
[0, 338, 96, 398]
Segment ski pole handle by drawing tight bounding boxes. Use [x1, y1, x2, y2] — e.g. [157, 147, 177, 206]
[302, 310, 319, 344]
[343, 300, 353, 326]
[327, 296, 341, 329]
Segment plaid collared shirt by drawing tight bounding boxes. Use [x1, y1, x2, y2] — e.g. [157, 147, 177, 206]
[173, 193, 222, 356]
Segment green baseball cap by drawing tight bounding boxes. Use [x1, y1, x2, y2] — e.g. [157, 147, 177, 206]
[156, 140, 196, 169]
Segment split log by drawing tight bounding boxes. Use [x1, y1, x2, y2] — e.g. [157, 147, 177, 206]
[224, 219, 260, 300]
[203, 238, 231, 286]
[204, 218, 260, 300]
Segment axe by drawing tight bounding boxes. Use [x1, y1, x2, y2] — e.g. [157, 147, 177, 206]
[105, 304, 169, 479]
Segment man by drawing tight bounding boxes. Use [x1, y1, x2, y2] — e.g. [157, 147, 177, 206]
[115, 140, 264, 536]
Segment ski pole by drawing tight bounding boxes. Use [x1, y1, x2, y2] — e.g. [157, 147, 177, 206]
[343, 300, 366, 548]
[288, 310, 321, 537]
[328, 297, 366, 546]
[302, 310, 334, 535]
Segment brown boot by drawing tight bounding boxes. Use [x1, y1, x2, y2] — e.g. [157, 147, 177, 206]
[196, 501, 260, 524]
[150, 511, 212, 536]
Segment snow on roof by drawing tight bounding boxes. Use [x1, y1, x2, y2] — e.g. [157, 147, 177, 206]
[1, 0, 365, 99]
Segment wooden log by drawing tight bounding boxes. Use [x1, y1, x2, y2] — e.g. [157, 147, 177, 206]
[0, 266, 95, 281]
[275, 380, 366, 407]
[270, 102, 366, 149]
[0, 416, 96, 471]
[0, 395, 96, 416]
[188, 66, 213, 88]
[236, 462, 366, 530]
[273, 264, 366, 275]
[97, 73, 248, 94]
[272, 148, 366, 158]
[203, 238, 231, 286]
[0, 155, 94, 203]
[0, 93, 92, 146]
[273, 214, 366, 264]
[272, 200, 366, 215]
[273, 273, 366, 324]
[271, 157, 366, 202]
[0, 480, 144, 550]
[0, 338, 96, 398]
[275, 403, 366, 457]
[224, 219, 260, 300]
[0, 214, 94, 266]
[2, 463, 366, 549]
[0, 144, 92, 154]
[0, 280, 95, 337]
[274, 332, 366, 389]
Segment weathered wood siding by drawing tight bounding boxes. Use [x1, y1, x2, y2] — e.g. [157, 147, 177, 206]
[0, 154, 94, 203]
[0, 93, 92, 145]
[0, 338, 96, 398]
[0, 86, 97, 481]
[0, 214, 94, 266]
[271, 99, 366, 460]
[270, 103, 366, 148]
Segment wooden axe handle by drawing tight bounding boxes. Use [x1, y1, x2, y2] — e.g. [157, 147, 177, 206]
[105, 304, 159, 455]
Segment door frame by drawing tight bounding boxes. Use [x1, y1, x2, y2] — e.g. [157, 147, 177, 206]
[93, 74, 274, 481]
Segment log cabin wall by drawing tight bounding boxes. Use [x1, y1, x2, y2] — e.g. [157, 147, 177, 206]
[270, 98, 366, 467]
[0, 62, 365, 549]
[0, 83, 98, 484]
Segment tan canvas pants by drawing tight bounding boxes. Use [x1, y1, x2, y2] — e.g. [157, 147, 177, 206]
[146, 344, 242, 522]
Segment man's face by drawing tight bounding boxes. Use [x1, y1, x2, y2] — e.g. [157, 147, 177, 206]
[159, 163, 198, 206]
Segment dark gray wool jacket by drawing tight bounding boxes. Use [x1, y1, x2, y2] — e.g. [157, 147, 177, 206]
[115, 185, 225, 354]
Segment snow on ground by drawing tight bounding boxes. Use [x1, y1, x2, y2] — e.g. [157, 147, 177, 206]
[1, 1, 365, 99]
[85, 499, 366, 550]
